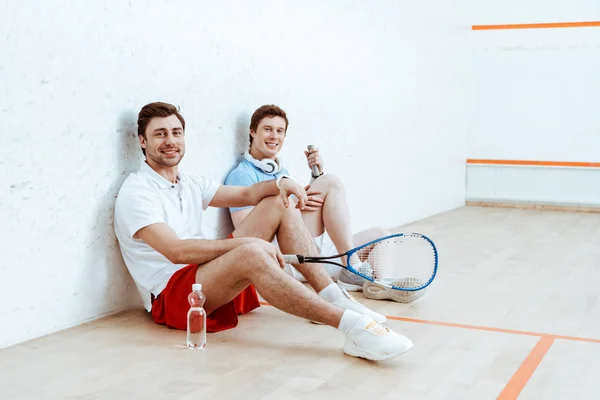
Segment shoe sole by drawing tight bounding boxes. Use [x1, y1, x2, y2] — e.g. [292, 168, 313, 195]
[336, 280, 363, 292]
[343, 341, 414, 361]
[363, 278, 427, 304]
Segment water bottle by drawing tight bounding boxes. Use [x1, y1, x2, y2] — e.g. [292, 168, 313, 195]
[187, 283, 206, 349]
[306, 145, 321, 177]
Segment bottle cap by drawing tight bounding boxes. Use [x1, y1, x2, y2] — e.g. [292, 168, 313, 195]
[192, 283, 202, 291]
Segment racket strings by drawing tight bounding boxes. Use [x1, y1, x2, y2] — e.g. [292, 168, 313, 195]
[350, 234, 437, 289]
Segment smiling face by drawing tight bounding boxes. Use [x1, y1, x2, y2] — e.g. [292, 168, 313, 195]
[140, 114, 185, 168]
[249, 115, 287, 160]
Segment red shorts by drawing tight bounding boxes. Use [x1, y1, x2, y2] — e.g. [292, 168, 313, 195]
[151, 234, 260, 332]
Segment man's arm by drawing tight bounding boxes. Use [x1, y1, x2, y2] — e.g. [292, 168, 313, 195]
[135, 222, 285, 267]
[136, 222, 249, 265]
[210, 177, 308, 209]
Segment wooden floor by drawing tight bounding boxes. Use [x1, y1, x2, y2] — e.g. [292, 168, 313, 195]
[2, 206, 600, 399]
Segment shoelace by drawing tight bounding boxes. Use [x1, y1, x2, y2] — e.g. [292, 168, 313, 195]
[365, 320, 390, 335]
[355, 261, 374, 278]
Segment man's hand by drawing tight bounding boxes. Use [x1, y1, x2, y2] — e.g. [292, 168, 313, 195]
[278, 177, 308, 210]
[238, 237, 286, 269]
[304, 146, 324, 175]
[296, 185, 323, 211]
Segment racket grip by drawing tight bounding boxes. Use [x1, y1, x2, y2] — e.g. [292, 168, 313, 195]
[283, 255, 304, 264]
[306, 145, 320, 177]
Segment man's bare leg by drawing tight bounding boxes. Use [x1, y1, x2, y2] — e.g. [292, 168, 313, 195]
[332, 226, 393, 289]
[352, 226, 392, 260]
[300, 174, 360, 264]
[231, 195, 388, 323]
[232, 195, 333, 292]
[195, 243, 342, 326]
[300, 174, 393, 290]
[194, 243, 414, 361]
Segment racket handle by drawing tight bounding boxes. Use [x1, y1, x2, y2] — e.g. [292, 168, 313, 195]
[306, 145, 320, 177]
[283, 255, 304, 264]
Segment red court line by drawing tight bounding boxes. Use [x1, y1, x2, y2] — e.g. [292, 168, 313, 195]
[472, 21, 600, 30]
[260, 302, 598, 398]
[497, 336, 555, 400]
[259, 302, 600, 344]
[467, 159, 600, 168]
[386, 316, 600, 344]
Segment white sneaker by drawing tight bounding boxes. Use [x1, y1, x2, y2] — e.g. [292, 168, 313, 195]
[363, 277, 427, 304]
[332, 288, 387, 324]
[344, 316, 413, 361]
[336, 262, 373, 292]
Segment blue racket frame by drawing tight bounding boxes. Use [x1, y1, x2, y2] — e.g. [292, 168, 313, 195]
[283, 232, 439, 291]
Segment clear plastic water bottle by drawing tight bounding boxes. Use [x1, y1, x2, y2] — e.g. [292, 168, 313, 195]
[187, 283, 206, 349]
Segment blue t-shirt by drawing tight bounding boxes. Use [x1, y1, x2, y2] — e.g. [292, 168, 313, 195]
[224, 158, 290, 212]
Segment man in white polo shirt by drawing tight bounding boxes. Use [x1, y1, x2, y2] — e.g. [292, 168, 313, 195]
[113, 102, 413, 361]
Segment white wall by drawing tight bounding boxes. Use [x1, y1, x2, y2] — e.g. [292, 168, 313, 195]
[467, 1, 600, 206]
[0, 0, 469, 348]
[467, 165, 600, 207]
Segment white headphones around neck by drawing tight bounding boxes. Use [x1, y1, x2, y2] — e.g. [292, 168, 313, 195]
[244, 151, 282, 175]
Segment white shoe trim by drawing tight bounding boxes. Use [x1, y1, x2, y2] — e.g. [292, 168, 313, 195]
[363, 278, 427, 303]
[343, 340, 413, 361]
[337, 280, 363, 292]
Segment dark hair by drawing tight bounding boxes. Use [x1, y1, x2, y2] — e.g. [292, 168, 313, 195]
[249, 105, 288, 145]
[137, 102, 186, 155]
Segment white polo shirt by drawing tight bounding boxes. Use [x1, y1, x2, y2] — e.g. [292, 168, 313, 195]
[114, 161, 220, 312]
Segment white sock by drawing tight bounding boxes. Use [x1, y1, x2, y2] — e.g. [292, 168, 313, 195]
[338, 310, 366, 334]
[318, 282, 344, 303]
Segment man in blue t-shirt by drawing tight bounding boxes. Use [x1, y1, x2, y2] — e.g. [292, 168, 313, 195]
[225, 104, 393, 294]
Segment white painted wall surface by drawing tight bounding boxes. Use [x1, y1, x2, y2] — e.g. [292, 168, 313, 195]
[467, 166, 600, 207]
[467, 1, 600, 206]
[0, 1, 468, 348]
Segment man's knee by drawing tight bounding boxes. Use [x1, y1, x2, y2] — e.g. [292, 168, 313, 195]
[256, 195, 285, 210]
[317, 173, 344, 191]
[255, 195, 302, 220]
[253, 191, 301, 218]
[238, 243, 268, 260]
[236, 243, 278, 272]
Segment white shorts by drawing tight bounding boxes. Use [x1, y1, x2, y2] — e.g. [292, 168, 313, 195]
[281, 230, 343, 282]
